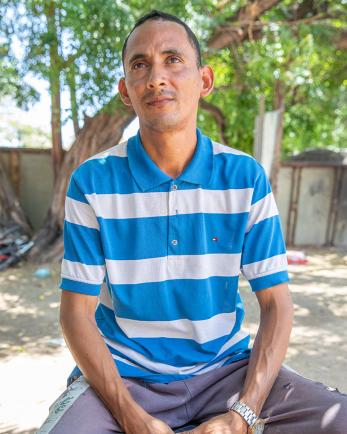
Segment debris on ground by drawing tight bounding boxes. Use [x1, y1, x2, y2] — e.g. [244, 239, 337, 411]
[287, 250, 308, 265]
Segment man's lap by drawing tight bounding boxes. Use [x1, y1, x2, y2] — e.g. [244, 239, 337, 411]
[37, 359, 347, 433]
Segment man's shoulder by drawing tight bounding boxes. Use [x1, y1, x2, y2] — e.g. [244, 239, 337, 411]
[210, 139, 252, 159]
[209, 138, 264, 178]
[85, 139, 128, 162]
[72, 139, 128, 181]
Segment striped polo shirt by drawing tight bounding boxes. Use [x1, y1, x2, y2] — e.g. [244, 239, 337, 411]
[60, 127, 289, 384]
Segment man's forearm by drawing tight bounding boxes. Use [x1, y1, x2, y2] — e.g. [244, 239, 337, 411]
[61, 313, 146, 421]
[239, 284, 293, 415]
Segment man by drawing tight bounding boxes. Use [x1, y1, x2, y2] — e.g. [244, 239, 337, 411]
[38, 10, 347, 434]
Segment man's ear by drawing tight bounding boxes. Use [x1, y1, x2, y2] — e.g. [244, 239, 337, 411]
[200, 65, 214, 98]
[118, 77, 133, 107]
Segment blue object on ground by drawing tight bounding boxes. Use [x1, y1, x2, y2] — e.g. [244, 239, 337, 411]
[34, 267, 51, 278]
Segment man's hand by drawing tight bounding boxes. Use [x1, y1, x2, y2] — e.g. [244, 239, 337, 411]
[181, 411, 249, 434]
[118, 406, 175, 434]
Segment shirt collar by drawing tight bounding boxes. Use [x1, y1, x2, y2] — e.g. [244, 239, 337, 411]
[127, 127, 213, 192]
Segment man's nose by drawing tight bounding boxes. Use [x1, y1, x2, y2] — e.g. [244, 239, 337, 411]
[146, 64, 168, 89]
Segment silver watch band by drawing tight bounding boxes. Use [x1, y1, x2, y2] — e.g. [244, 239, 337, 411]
[227, 400, 258, 427]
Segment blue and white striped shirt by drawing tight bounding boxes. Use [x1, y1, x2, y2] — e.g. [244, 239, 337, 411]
[60, 127, 289, 384]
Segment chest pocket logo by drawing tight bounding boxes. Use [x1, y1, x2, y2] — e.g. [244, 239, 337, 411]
[212, 235, 234, 251]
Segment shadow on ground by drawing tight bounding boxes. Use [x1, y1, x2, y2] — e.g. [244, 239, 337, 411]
[0, 262, 63, 359]
[240, 247, 347, 390]
[1, 427, 36, 434]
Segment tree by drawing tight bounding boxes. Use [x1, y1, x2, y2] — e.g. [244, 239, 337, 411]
[193, 0, 347, 155]
[0, 38, 37, 233]
[1, 0, 135, 180]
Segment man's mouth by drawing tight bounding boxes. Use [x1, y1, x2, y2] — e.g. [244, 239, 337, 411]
[146, 97, 174, 107]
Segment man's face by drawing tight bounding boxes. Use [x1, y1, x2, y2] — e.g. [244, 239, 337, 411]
[119, 19, 213, 132]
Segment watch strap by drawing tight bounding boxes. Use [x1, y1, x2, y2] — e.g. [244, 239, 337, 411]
[227, 400, 259, 427]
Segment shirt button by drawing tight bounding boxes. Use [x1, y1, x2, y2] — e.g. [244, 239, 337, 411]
[172, 184, 178, 190]
[172, 239, 178, 246]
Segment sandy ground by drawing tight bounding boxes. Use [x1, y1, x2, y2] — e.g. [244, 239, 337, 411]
[0, 247, 346, 434]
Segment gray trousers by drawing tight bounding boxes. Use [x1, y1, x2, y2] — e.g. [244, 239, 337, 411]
[37, 358, 347, 433]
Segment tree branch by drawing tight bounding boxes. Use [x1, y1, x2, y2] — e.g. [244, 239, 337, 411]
[230, 44, 248, 91]
[199, 98, 228, 145]
[207, 0, 343, 51]
[208, 0, 281, 50]
[66, 63, 80, 137]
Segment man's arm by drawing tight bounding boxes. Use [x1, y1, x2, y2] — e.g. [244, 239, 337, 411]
[236, 162, 293, 417]
[238, 281, 294, 414]
[60, 290, 174, 434]
[186, 282, 293, 434]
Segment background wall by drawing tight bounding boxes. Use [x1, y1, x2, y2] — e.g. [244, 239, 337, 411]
[0, 148, 54, 231]
[278, 163, 347, 247]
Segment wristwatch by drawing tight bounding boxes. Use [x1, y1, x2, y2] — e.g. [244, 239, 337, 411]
[227, 400, 265, 434]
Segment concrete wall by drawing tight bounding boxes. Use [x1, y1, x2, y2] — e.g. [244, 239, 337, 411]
[333, 169, 347, 247]
[295, 168, 334, 245]
[277, 165, 347, 248]
[0, 149, 54, 231]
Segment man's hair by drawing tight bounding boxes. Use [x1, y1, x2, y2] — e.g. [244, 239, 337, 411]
[121, 10, 202, 71]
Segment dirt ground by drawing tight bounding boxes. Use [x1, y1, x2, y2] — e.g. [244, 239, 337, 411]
[0, 247, 346, 434]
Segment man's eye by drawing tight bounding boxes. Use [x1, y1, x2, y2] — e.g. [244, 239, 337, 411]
[168, 56, 181, 63]
[133, 62, 146, 69]
[132, 57, 180, 69]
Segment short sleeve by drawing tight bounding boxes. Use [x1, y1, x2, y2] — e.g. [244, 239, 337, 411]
[59, 171, 106, 296]
[241, 163, 290, 292]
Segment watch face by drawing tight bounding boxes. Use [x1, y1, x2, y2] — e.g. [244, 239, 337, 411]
[252, 419, 265, 434]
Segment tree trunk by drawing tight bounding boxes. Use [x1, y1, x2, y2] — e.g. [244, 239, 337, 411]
[27, 96, 135, 263]
[67, 63, 80, 137]
[46, 0, 64, 182]
[0, 159, 32, 235]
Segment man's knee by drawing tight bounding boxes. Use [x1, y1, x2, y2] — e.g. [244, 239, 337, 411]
[37, 377, 119, 434]
[320, 390, 347, 434]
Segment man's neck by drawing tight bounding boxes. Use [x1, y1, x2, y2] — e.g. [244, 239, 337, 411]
[138, 124, 198, 180]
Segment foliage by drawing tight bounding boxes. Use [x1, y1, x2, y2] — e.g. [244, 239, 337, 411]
[0, 37, 39, 108]
[0, 0, 346, 157]
[1, 0, 135, 119]
[196, 1, 347, 156]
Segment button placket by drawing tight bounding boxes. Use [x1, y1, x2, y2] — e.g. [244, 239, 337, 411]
[167, 181, 179, 273]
